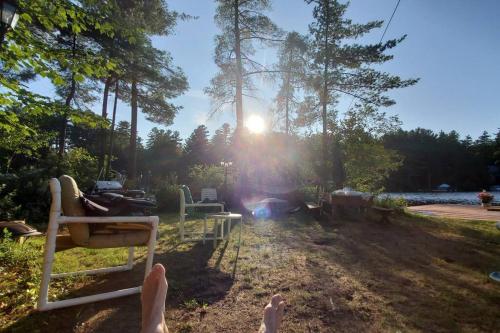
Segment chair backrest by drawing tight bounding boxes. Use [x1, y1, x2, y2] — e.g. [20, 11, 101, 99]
[201, 188, 217, 202]
[54, 175, 90, 246]
[180, 185, 193, 204]
[179, 188, 186, 221]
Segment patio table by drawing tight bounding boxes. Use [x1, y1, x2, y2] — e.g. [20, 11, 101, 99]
[205, 213, 242, 248]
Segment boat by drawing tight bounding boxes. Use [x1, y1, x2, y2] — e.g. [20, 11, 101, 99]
[433, 183, 452, 192]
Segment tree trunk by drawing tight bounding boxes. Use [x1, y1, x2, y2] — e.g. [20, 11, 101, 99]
[234, 0, 243, 130]
[321, 2, 330, 187]
[98, 76, 112, 172]
[128, 79, 138, 181]
[285, 49, 292, 136]
[58, 35, 77, 157]
[105, 79, 119, 179]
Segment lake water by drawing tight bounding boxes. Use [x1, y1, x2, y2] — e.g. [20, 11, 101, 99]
[383, 192, 500, 206]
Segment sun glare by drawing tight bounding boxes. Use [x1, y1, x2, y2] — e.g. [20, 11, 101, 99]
[246, 114, 266, 134]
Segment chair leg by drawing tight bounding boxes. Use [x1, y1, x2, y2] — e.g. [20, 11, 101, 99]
[144, 217, 158, 278]
[127, 247, 134, 269]
[180, 218, 185, 242]
[37, 221, 58, 311]
[203, 216, 207, 245]
[213, 218, 218, 249]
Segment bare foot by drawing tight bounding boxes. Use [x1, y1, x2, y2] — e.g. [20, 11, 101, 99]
[258, 294, 285, 333]
[141, 264, 168, 333]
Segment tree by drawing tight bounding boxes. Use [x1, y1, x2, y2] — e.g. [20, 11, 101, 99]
[273, 32, 308, 135]
[337, 106, 402, 192]
[183, 125, 211, 168]
[205, 0, 282, 132]
[145, 127, 182, 179]
[1, 0, 116, 158]
[120, 34, 188, 181]
[301, 0, 417, 187]
[210, 123, 232, 163]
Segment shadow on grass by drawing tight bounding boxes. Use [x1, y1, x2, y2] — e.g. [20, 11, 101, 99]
[5, 216, 236, 333]
[283, 212, 500, 331]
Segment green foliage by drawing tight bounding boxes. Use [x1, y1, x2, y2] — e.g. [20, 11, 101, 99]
[344, 142, 401, 193]
[0, 184, 21, 220]
[299, 0, 418, 185]
[206, 0, 282, 124]
[155, 184, 180, 212]
[383, 128, 500, 191]
[273, 31, 309, 134]
[61, 148, 98, 190]
[188, 165, 225, 191]
[374, 196, 407, 212]
[0, 232, 42, 318]
[183, 125, 212, 170]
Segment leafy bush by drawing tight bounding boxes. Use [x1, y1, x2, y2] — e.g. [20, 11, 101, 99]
[61, 147, 98, 190]
[188, 165, 224, 194]
[0, 230, 42, 322]
[374, 195, 407, 212]
[155, 184, 179, 212]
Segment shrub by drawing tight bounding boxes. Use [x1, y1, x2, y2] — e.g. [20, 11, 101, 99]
[155, 184, 179, 212]
[0, 230, 42, 322]
[61, 147, 99, 190]
[374, 195, 407, 212]
[188, 165, 224, 194]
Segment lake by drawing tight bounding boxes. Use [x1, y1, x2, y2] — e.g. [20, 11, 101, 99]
[383, 191, 500, 206]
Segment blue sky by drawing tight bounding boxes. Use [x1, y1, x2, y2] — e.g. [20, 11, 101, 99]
[31, 0, 500, 141]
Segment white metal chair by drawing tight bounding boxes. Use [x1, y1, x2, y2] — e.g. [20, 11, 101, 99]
[179, 186, 223, 242]
[199, 188, 218, 203]
[37, 176, 159, 311]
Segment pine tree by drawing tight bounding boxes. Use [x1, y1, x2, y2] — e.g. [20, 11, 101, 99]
[183, 125, 211, 167]
[273, 32, 308, 135]
[302, 0, 418, 187]
[210, 123, 232, 163]
[205, 0, 282, 132]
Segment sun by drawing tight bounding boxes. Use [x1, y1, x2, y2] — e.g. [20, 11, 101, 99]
[245, 114, 266, 134]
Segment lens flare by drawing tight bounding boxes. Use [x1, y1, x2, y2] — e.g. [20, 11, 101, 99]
[245, 114, 265, 134]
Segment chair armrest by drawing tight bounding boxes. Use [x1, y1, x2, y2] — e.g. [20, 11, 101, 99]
[58, 216, 159, 224]
[186, 203, 224, 208]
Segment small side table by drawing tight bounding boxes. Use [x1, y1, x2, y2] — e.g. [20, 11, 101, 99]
[205, 213, 242, 248]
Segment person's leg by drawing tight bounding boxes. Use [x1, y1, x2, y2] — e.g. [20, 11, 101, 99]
[141, 263, 168, 333]
[258, 294, 285, 333]
[141, 264, 284, 333]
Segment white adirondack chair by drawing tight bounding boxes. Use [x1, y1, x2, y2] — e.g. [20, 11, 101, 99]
[37, 176, 159, 311]
[179, 186, 223, 242]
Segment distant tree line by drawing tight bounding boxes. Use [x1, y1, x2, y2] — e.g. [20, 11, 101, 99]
[383, 129, 500, 191]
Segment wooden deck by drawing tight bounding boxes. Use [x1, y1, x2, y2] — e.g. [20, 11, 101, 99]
[408, 204, 500, 221]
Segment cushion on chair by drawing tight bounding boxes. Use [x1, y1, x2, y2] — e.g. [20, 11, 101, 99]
[87, 230, 150, 248]
[59, 175, 90, 246]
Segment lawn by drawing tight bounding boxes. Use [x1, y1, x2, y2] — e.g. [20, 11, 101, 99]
[2, 211, 500, 332]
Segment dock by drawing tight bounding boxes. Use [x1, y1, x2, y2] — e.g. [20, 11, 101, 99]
[407, 204, 500, 221]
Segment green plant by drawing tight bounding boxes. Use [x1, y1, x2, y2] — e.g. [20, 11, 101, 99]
[188, 165, 224, 192]
[183, 298, 199, 310]
[60, 147, 99, 190]
[374, 195, 407, 212]
[155, 184, 179, 212]
[0, 230, 42, 319]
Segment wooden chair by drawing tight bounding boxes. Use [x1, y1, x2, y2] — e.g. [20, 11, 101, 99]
[179, 185, 223, 242]
[37, 175, 159, 311]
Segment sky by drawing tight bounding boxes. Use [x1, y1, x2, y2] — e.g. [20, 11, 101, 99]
[30, 0, 500, 142]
